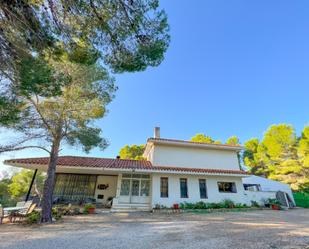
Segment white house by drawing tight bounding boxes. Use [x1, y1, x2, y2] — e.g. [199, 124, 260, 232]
[4, 127, 293, 210]
[242, 175, 295, 207]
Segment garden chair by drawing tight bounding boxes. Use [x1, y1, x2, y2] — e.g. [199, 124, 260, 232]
[0, 205, 11, 224]
[12, 203, 37, 222]
[24, 200, 33, 208]
[16, 201, 25, 207]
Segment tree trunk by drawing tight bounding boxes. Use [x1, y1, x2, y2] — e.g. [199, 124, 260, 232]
[40, 138, 60, 223]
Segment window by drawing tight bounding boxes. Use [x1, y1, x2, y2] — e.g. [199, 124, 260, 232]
[53, 174, 97, 203]
[140, 180, 150, 197]
[131, 180, 140, 196]
[243, 184, 261, 191]
[180, 178, 188, 198]
[120, 174, 151, 197]
[199, 179, 207, 199]
[120, 179, 130, 196]
[160, 177, 168, 198]
[217, 182, 237, 193]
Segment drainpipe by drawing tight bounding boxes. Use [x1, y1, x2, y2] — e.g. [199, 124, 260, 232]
[25, 169, 38, 202]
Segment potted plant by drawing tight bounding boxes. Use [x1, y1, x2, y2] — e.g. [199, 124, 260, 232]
[84, 203, 96, 214]
[268, 198, 281, 210]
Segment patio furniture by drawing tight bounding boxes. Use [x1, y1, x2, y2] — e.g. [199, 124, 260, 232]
[24, 200, 33, 209]
[12, 203, 37, 222]
[0, 205, 11, 224]
[104, 197, 113, 208]
[16, 201, 26, 207]
[2, 200, 33, 220]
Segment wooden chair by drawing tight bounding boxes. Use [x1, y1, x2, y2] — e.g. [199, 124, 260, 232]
[13, 203, 37, 222]
[0, 206, 10, 224]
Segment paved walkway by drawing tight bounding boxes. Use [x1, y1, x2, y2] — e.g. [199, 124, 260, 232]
[0, 209, 308, 249]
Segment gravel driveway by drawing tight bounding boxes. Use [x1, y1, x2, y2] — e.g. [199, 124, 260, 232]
[0, 209, 308, 249]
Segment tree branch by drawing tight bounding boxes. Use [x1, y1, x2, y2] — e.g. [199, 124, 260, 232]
[28, 96, 55, 137]
[0, 145, 50, 154]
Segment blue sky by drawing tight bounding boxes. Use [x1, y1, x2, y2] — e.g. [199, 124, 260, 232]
[1, 0, 309, 173]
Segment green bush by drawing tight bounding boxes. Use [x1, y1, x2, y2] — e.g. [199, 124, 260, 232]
[222, 199, 235, 208]
[179, 200, 249, 210]
[25, 211, 41, 224]
[54, 205, 82, 216]
[268, 198, 280, 205]
[251, 201, 260, 207]
[52, 207, 63, 220]
[195, 201, 207, 209]
[83, 203, 95, 213]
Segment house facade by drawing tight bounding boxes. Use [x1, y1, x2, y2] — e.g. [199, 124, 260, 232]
[6, 128, 291, 210]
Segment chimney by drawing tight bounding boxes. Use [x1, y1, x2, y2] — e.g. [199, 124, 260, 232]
[154, 127, 160, 138]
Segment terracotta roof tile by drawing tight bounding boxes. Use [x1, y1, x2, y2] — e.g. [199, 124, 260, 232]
[4, 156, 250, 175]
[4, 156, 152, 169]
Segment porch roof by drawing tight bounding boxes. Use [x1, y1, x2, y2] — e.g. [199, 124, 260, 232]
[4, 156, 250, 176]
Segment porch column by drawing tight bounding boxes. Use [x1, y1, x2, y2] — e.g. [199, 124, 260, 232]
[25, 169, 38, 202]
[115, 173, 122, 197]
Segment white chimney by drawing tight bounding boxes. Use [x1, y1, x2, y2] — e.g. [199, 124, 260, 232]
[154, 127, 160, 138]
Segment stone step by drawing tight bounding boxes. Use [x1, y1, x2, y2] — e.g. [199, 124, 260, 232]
[111, 203, 152, 212]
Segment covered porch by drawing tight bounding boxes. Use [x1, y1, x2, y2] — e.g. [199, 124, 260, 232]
[4, 156, 153, 211]
[53, 172, 152, 210]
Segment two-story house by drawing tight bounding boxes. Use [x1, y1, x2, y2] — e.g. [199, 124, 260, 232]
[5, 127, 253, 211]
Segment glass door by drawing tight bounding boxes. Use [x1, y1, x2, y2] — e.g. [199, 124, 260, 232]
[119, 174, 150, 204]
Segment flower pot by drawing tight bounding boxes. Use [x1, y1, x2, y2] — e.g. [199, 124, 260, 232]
[271, 204, 279, 210]
[173, 204, 179, 209]
[88, 207, 96, 214]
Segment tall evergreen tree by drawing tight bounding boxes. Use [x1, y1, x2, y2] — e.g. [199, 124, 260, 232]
[243, 124, 309, 191]
[191, 133, 215, 144]
[119, 144, 145, 160]
[226, 136, 240, 146]
[0, 0, 170, 125]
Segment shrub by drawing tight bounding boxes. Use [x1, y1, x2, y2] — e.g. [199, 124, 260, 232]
[184, 202, 195, 209]
[53, 204, 82, 215]
[83, 203, 95, 213]
[222, 199, 235, 208]
[268, 198, 280, 205]
[52, 207, 63, 220]
[25, 211, 41, 224]
[178, 200, 250, 210]
[251, 201, 260, 207]
[195, 201, 207, 209]
[207, 202, 224, 209]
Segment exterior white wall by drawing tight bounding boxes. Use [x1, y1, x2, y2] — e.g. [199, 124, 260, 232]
[242, 175, 295, 203]
[244, 191, 277, 206]
[151, 174, 247, 207]
[94, 175, 118, 204]
[150, 145, 240, 170]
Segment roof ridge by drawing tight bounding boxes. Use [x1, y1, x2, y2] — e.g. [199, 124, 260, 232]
[147, 137, 243, 148]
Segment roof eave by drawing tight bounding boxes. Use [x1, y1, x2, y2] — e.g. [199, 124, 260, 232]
[4, 161, 249, 177]
[146, 138, 244, 151]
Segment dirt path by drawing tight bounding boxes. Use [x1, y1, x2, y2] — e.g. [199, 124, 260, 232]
[0, 209, 308, 249]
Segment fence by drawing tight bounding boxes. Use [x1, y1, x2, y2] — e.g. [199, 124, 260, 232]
[293, 192, 309, 208]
